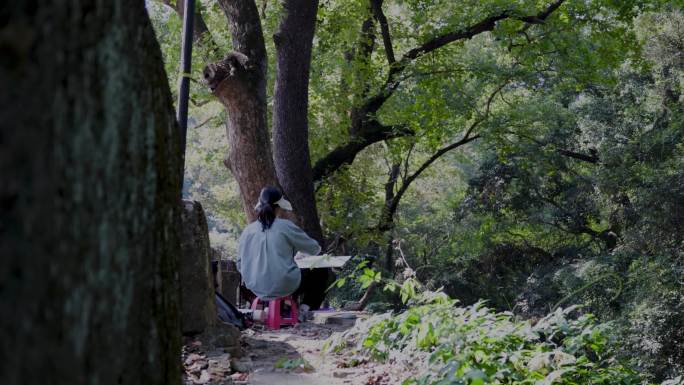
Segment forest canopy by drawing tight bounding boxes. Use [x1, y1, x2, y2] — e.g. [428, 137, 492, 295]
[148, 0, 683, 381]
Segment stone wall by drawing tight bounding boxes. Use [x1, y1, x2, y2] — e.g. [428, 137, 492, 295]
[179, 207, 242, 356]
[220, 260, 241, 306]
[180, 200, 217, 335]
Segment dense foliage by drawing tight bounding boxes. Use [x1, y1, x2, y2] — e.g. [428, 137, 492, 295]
[148, 0, 683, 381]
[407, 11, 684, 379]
[330, 299, 648, 385]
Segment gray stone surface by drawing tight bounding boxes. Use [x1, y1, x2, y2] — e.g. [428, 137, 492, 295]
[199, 323, 243, 357]
[180, 200, 217, 334]
[220, 260, 241, 305]
[312, 311, 367, 327]
[212, 248, 223, 291]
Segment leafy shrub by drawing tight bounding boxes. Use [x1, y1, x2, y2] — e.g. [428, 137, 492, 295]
[331, 297, 648, 385]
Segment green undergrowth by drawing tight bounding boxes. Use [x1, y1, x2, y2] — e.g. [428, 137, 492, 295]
[327, 292, 678, 385]
[274, 357, 314, 373]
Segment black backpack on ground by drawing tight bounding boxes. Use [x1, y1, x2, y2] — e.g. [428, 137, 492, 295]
[215, 291, 247, 330]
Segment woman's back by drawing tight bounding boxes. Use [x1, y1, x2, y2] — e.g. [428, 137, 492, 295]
[237, 218, 320, 300]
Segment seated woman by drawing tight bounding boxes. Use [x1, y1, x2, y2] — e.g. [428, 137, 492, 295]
[237, 186, 321, 307]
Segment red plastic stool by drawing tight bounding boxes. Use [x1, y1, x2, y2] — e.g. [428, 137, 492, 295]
[251, 296, 298, 329]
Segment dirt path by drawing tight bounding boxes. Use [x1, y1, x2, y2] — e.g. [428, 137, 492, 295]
[184, 312, 403, 385]
[242, 323, 349, 385]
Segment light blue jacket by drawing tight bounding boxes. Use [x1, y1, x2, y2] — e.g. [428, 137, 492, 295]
[237, 218, 321, 300]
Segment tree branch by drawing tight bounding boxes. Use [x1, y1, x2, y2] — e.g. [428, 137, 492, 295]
[519, 0, 566, 23]
[370, 0, 395, 65]
[315, 1, 567, 181]
[376, 134, 481, 232]
[347, 11, 376, 136]
[506, 129, 600, 164]
[365, 0, 566, 116]
[557, 148, 599, 163]
[158, 0, 219, 53]
[192, 115, 217, 130]
[312, 122, 412, 182]
[209, 0, 268, 107]
[375, 80, 508, 232]
[217, 0, 267, 67]
[401, 142, 415, 184]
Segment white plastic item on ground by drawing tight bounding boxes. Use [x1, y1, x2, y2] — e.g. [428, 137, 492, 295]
[294, 254, 351, 269]
[253, 309, 263, 321]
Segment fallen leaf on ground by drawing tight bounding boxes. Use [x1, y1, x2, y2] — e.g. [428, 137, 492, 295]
[231, 372, 249, 381]
[184, 353, 204, 366]
[365, 373, 389, 385]
[185, 362, 203, 374]
[193, 370, 210, 384]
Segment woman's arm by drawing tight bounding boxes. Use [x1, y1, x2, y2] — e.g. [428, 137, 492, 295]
[283, 220, 321, 256]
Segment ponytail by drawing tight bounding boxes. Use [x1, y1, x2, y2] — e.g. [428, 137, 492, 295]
[257, 202, 276, 231]
[255, 186, 288, 231]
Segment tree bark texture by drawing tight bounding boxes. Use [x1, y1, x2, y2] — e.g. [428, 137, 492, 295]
[271, 0, 330, 310]
[272, 0, 324, 244]
[206, 0, 329, 308]
[0, 2, 182, 385]
[204, 0, 278, 221]
[381, 163, 401, 270]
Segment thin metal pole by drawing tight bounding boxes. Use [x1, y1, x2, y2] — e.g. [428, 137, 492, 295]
[177, 0, 195, 186]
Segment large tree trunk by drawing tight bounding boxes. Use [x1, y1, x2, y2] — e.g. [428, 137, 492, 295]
[204, 0, 279, 221]
[0, 2, 182, 385]
[205, 0, 330, 308]
[272, 0, 323, 244]
[271, 0, 330, 309]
